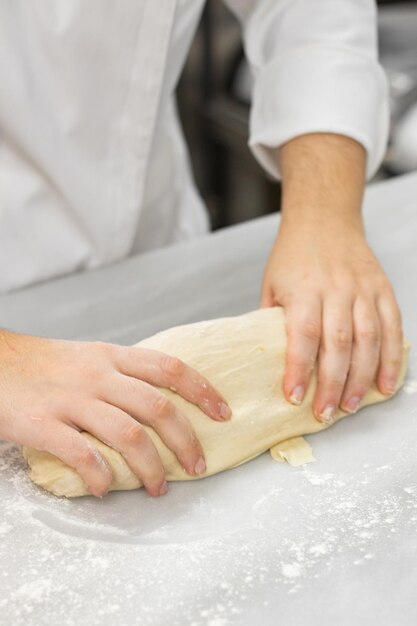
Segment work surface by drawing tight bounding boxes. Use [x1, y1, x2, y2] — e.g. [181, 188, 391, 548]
[1, 172, 416, 626]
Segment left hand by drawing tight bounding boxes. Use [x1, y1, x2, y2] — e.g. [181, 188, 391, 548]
[261, 216, 403, 424]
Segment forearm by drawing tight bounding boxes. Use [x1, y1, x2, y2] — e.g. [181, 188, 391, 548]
[262, 132, 403, 420]
[277, 133, 367, 235]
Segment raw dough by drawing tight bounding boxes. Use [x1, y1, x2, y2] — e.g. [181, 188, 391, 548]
[23, 308, 409, 497]
[270, 437, 316, 467]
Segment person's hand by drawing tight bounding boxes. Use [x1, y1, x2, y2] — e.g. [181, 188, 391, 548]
[262, 133, 404, 425]
[0, 331, 231, 497]
[261, 218, 403, 424]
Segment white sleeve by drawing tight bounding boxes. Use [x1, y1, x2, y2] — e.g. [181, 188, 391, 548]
[223, 0, 389, 180]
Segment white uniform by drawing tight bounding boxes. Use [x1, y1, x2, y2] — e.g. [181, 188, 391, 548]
[0, 0, 388, 293]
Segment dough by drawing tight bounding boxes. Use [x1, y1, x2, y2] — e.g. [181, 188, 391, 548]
[270, 437, 316, 467]
[23, 308, 409, 497]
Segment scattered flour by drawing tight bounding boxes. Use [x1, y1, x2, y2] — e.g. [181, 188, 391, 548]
[308, 544, 329, 557]
[302, 471, 334, 486]
[0, 521, 13, 535]
[14, 579, 54, 604]
[281, 563, 302, 579]
[2, 424, 417, 626]
[403, 379, 417, 394]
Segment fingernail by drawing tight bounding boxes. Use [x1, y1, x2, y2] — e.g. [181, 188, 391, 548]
[219, 402, 232, 420]
[345, 396, 361, 414]
[290, 385, 304, 405]
[159, 481, 168, 496]
[320, 405, 336, 425]
[383, 379, 397, 395]
[194, 457, 206, 476]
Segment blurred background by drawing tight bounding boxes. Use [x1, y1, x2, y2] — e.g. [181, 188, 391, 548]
[177, 0, 417, 230]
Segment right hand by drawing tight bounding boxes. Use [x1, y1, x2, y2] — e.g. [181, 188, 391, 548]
[0, 330, 231, 497]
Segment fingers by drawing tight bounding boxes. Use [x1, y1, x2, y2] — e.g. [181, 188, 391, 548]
[113, 348, 231, 421]
[97, 373, 207, 478]
[69, 400, 168, 497]
[338, 299, 381, 414]
[30, 423, 113, 497]
[284, 298, 321, 406]
[313, 298, 353, 424]
[311, 294, 401, 423]
[375, 292, 403, 395]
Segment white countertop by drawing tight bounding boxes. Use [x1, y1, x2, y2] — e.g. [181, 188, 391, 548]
[1, 172, 416, 626]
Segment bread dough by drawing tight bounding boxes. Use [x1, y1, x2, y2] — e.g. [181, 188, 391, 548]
[23, 308, 409, 497]
[270, 437, 316, 466]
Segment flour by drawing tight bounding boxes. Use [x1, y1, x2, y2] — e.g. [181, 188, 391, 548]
[281, 563, 302, 579]
[403, 379, 417, 394]
[14, 580, 54, 604]
[308, 544, 329, 556]
[302, 471, 334, 485]
[0, 521, 12, 535]
[2, 430, 417, 626]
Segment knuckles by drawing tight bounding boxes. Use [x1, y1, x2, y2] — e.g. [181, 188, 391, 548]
[150, 393, 174, 421]
[161, 355, 186, 382]
[80, 366, 104, 388]
[357, 324, 380, 345]
[331, 329, 352, 351]
[297, 321, 321, 342]
[119, 422, 148, 448]
[92, 341, 113, 357]
[387, 357, 403, 369]
[76, 444, 103, 469]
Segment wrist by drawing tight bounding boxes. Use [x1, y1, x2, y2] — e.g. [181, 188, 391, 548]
[279, 206, 365, 241]
[278, 132, 367, 237]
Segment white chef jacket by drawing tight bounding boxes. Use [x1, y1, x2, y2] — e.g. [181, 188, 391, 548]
[0, 0, 388, 294]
